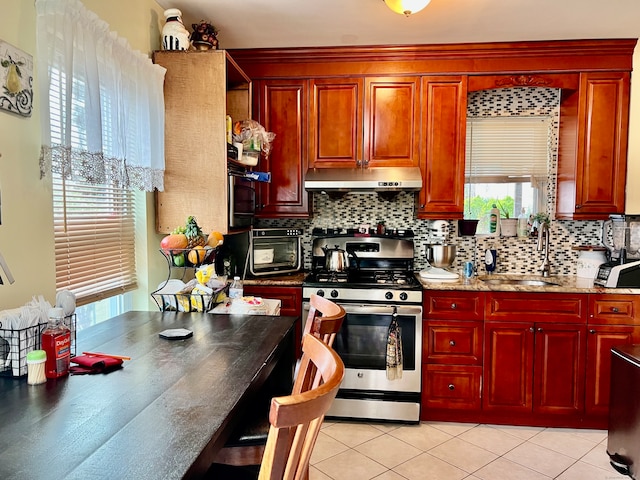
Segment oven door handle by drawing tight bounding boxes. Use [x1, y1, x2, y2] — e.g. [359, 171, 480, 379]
[340, 304, 422, 316]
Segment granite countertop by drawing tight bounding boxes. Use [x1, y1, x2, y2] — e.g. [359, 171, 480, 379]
[242, 271, 307, 286]
[417, 272, 640, 294]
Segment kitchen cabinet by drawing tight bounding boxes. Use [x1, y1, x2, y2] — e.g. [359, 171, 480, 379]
[308, 76, 421, 169]
[243, 284, 303, 355]
[422, 292, 484, 417]
[253, 79, 310, 218]
[556, 72, 630, 219]
[483, 292, 587, 421]
[418, 76, 468, 218]
[585, 294, 640, 421]
[153, 50, 251, 235]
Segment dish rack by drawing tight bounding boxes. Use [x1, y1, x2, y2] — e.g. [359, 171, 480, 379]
[0, 314, 77, 377]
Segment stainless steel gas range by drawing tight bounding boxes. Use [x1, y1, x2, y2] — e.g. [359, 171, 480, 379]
[302, 229, 423, 423]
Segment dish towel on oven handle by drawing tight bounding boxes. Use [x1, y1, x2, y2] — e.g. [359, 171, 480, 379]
[386, 307, 403, 380]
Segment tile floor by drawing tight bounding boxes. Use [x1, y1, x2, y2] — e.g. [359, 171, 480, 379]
[310, 420, 627, 480]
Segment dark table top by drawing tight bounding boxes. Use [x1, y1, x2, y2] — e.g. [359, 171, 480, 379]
[0, 311, 297, 480]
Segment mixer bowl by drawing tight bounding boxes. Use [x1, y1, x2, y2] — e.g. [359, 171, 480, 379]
[426, 244, 457, 268]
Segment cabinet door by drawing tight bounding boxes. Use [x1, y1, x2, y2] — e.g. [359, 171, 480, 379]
[483, 321, 534, 413]
[364, 77, 421, 168]
[424, 320, 483, 365]
[308, 78, 363, 168]
[557, 72, 630, 219]
[533, 323, 586, 416]
[585, 325, 640, 417]
[418, 76, 467, 218]
[254, 79, 310, 217]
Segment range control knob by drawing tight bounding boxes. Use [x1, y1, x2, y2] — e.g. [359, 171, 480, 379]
[330, 290, 339, 298]
[385, 291, 393, 300]
[399, 292, 408, 301]
[316, 289, 325, 297]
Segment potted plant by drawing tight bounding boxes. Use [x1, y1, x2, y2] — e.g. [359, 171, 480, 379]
[497, 201, 517, 237]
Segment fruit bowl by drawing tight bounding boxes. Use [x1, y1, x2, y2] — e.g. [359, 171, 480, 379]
[160, 247, 216, 267]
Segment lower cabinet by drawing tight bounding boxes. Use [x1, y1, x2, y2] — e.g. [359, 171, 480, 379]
[483, 321, 586, 418]
[243, 285, 303, 356]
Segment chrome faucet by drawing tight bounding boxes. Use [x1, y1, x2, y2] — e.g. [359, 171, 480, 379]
[537, 222, 551, 277]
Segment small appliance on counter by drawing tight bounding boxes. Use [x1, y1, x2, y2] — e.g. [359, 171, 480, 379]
[249, 228, 303, 277]
[594, 260, 640, 288]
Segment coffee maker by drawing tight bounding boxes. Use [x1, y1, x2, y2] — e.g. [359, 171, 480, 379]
[595, 214, 640, 288]
[602, 214, 640, 264]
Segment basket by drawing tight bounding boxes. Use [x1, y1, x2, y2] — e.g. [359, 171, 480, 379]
[0, 314, 77, 377]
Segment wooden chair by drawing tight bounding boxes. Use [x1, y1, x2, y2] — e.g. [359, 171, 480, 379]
[208, 333, 345, 479]
[212, 294, 345, 468]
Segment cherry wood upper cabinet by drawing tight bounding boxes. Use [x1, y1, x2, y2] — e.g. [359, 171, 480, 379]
[309, 78, 363, 168]
[254, 79, 310, 217]
[364, 77, 421, 168]
[557, 72, 630, 219]
[418, 76, 468, 219]
[309, 76, 420, 169]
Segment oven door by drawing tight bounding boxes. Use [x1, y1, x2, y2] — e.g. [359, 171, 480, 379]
[302, 301, 423, 422]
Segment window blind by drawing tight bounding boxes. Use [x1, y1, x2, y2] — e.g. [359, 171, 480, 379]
[465, 116, 550, 182]
[53, 177, 136, 305]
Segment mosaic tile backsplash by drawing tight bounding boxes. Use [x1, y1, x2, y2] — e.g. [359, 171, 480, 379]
[256, 87, 610, 276]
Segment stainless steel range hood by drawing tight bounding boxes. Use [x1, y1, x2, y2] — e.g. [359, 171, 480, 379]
[304, 167, 423, 193]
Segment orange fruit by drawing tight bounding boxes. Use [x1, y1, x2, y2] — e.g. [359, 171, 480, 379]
[187, 246, 207, 265]
[207, 231, 224, 248]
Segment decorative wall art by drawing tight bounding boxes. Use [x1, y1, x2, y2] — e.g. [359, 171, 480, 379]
[0, 39, 33, 117]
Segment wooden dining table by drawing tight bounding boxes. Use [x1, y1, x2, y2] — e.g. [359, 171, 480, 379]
[0, 311, 298, 480]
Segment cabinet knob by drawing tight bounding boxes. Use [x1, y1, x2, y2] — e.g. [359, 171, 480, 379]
[537, 327, 543, 333]
[450, 303, 457, 310]
[611, 307, 619, 313]
[363, 159, 369, 167]
[419, 204, 425, 209]
[449, 340, 456, 346]
[448, 384, 455, 391]
[576, 204, 582, 209]
[529, 327, 534, 333]
[589, 329, 597, 334]
[356, 160, 362, 167]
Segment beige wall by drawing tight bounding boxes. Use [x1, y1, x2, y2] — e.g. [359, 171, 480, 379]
[626, 48, 640, 213]
[0, 0, 165, 311]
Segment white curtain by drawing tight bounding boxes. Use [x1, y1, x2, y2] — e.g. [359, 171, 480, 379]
[36, 0, 166, 192]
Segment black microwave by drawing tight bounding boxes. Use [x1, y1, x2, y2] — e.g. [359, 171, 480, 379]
[228, 174, 255, 229]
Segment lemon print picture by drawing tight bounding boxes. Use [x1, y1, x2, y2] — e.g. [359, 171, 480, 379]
[0, 39, 33, 117]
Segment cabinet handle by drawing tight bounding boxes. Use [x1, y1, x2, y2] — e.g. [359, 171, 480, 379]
[529, 327, 534, 333]
[356, 159, 362, 167]
[448, 384, 455, 391]
[589, 329, 597, 334]
[611, 307, 619, 313]
[537, 327, 543, 333]
[363, 159, 369, 167]
[450, 303, 457, 310]
[419, 204, 425, 209]
[449, 340, 456, 346]
[576, 204, 582, 209]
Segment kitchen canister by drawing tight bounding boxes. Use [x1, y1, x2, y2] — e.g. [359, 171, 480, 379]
[573, 246, 608, 279]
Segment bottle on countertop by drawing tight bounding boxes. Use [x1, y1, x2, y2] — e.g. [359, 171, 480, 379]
[229, 276, 244, 300]
[517, 208, 529, 238]
[42, 307, 71, 379]
[489, 204, 500, 235]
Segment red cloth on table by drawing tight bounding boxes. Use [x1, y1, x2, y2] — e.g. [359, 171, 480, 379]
[70, 355, 123, 375]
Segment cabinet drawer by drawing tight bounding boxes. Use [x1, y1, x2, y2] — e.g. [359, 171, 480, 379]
[589, 294, 640, 325]
[423, 320, 483, 365]
[424, 292, 484, 320]
[422, 365, 482, 410]
[486, 292, 586, 323]
[243, 285, 302, 317]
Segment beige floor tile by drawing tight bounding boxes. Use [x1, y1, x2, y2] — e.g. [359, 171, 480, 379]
[388, 422, 453, 451]
[314, 449, 387, 480]
[579, 443, 615, 471]
[488, 424, 546, 440]
[427, 421, 478, 436]
[563, 428, 608, 444]
[474, 457, 553, 480]
[555, 460, 628, 480]
[367, 421, 402, 434]
[311, 431, 350, 464]
[371, 470, 408, 479]
[528, 428, 599, 459]
[322, 422, 385, 448]
[355, 433, 422, 469]
[310, 466, 333, 480]
[392, 452, 468, 480]
[428, 437, 498, 473]
[503, 441, 574, 477]
[459, 424, 526, 455]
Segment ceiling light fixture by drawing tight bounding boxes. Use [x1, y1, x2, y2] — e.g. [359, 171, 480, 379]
[383, 0, 432, 16]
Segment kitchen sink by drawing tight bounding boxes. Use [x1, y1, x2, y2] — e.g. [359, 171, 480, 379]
[480, 278, 560, 287]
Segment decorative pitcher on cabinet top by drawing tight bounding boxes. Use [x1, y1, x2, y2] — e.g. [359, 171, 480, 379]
[162, 9, 190, 51]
